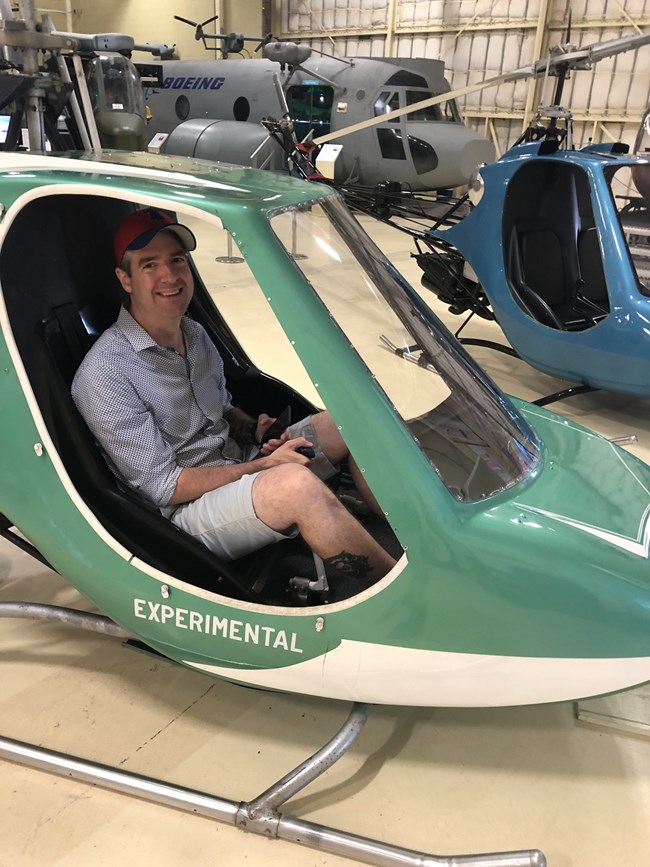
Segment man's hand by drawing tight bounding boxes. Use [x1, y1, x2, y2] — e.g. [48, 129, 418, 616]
[264, 436, 314, 464]
[256, 412, 292, 454]
[169, 434, 314, 505]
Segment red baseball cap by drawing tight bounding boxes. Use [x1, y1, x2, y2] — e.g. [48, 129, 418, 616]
[114, 208, 196, 265]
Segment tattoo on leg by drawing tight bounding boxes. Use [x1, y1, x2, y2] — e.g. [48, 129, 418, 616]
[323, 550, 372, 579]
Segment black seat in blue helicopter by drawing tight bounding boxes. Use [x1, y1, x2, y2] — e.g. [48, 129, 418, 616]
[503, 159, 610, 330]
[0, 193, 323, 604]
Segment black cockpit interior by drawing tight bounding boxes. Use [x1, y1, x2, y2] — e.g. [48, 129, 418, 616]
[0, 193, 333, 605]
[503, 160, 611, 331]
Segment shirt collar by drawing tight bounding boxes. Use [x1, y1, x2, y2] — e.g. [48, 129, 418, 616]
[116, 306, 191, 354]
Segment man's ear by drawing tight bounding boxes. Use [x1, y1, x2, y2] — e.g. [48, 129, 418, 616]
[115, 267, 132, 294]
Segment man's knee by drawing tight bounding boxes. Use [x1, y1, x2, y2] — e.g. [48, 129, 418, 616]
[311, 411, 348, 464]
[255, 463, 324, 501]
[252, 464, 332, 530]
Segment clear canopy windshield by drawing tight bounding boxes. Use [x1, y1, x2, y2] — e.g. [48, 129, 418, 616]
[405, 89, 461, 123]
[606, 163, 650, 296]
[374, 89, 461, 123]
[86, 55, 145, 116]
[269, 197, 540, 502]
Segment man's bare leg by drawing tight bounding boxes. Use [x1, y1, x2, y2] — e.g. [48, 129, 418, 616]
[310, 412, 385, 519]
[252, 464, 396, 582]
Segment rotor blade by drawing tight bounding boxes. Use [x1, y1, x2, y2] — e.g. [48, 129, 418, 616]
[255, 33, 273, 53]
[174, 16, 197, 27]
[571, 32, 650, 65]
[314, 30, 650, 146]
[199, 15, 219, 29]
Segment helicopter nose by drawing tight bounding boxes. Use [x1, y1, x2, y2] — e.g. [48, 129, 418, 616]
[95, 111, 147, 151]
[459, 136, 496, 179]
[408, 123, 495, 188]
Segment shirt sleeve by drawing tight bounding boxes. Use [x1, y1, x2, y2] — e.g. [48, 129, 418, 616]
[72, 358, 182, 508]
[197, 324, 233, 413]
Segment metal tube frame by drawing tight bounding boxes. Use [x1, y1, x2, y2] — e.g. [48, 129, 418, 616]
[0, 601, 546, 867]
[19, 0, 45, 151]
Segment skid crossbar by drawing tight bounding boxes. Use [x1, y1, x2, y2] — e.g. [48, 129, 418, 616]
[0, 601, 546, 866]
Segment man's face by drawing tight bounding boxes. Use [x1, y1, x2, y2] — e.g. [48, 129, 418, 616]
[116, 229, 194, 330]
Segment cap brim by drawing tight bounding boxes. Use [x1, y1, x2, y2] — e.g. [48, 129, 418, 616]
[167, 224, 197, 253]
[126, 223, 197, 254]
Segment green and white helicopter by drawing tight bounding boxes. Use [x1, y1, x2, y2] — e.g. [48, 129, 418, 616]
[0, 128, 647, 867]
[0, 148, 648, 710]
[0, 11, 647, 865]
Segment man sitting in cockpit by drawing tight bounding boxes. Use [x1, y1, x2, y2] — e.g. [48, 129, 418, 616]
[72, 208, 395, 584]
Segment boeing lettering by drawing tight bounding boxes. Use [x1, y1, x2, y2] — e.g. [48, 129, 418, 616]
[162, 76, 225, 91]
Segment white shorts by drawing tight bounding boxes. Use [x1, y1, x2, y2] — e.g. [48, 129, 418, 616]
[168, 415, 337, 561]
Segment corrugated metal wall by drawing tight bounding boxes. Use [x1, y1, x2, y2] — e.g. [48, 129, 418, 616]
[280, 0, 650, 154]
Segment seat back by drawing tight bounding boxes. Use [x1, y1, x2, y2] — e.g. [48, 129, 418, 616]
[502, 160, 606, 329]
[577, 227, 610, 309]
[39, 302, 264, 601]
[519, 228, 566, 307]
[507, 226, 565, 330]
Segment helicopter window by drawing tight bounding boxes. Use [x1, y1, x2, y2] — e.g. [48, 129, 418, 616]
[287, 85, 333, 142]
[408, 135, 438, 175]
[270, 198, 539, 502]
[404, 90, 442, 122]
[374, 91, 400, 121]
[376, 128, 406, 160]
[442, 98, 461, 123]
[233, 96, 250, 122]
[605, 164, 650, 296]
[175, 95, 190, 121]
[385, 71, 428, 88]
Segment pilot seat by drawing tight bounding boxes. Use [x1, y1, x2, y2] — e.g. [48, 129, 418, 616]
[503, 160, 610, 331]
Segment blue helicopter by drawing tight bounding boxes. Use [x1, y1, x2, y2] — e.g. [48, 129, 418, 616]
[420, 138, 650, 399]
[421, 36, 650, 399]
[323, 32, 650, 401]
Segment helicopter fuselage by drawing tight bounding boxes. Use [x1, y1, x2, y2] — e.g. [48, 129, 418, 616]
[0, 151, 649, 708]
[140, 56, 495, 191]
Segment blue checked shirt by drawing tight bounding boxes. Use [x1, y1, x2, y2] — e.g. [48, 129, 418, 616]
[72, 307, 243, 510]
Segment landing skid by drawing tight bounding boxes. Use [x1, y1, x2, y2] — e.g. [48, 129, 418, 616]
[0, 601, 546, 867]
[532, 384, 597, 407]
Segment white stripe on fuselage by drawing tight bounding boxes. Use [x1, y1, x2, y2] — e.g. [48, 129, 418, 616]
[184, 640, 650, 707]
[516, 502, 650, 559]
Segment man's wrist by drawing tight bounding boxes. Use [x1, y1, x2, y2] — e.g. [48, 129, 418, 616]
[249, 421, 260, 446]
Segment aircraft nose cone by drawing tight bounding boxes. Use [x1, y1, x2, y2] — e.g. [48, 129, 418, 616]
[459, 137, 496, 179]
[405, 123, 495, 189]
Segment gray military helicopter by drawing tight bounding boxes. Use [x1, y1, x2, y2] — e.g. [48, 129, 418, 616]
[139, 20, 495, 191]
[0, 2, 173, 154]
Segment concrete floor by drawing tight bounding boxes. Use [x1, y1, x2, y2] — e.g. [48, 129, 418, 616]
[1, 213, 649, 866]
